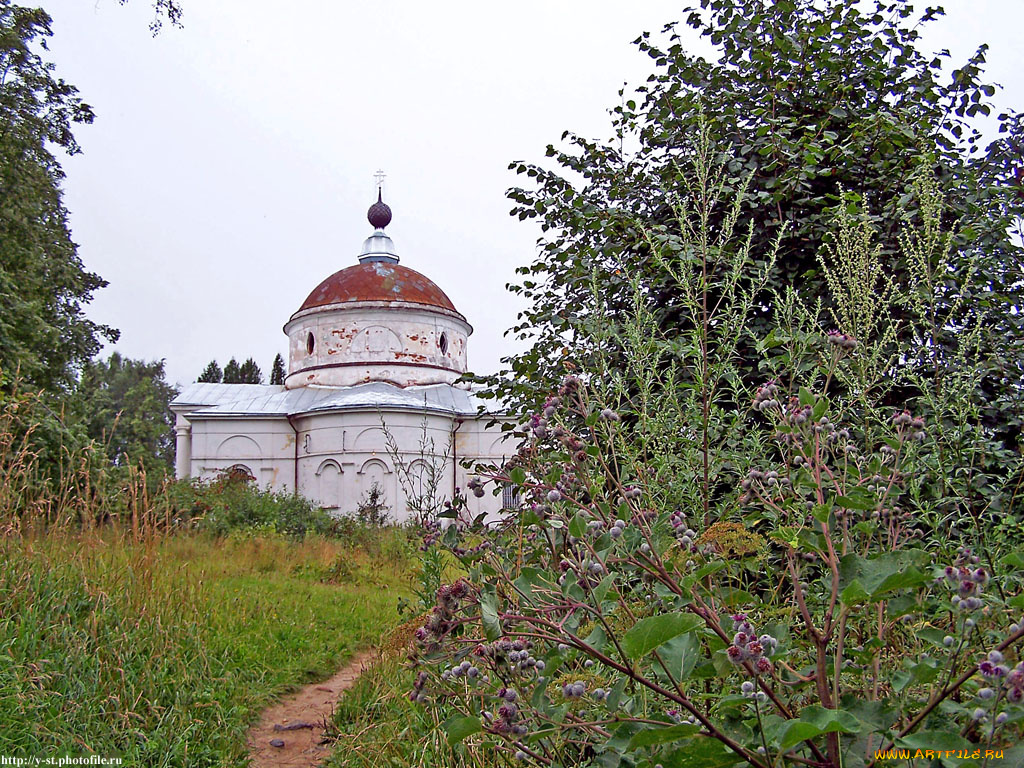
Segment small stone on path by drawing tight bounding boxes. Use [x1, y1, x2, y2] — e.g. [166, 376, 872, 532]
[269, 739, 285, 748]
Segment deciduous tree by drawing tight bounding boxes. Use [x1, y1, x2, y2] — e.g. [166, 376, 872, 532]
[117, 0, 183, 35]
[494, 0, 1023, 433]
[76, 351, 178, 470]
[0, 1, 118, 393]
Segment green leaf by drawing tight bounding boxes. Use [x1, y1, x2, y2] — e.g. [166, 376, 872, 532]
[839, 550, 929, 604]
[776, 706, 861, 750]
[770, 526, 801, 548]
[569, 513, 587, 538]
[871, 567, 928, 599]
[687, 561, 728, 581]
[593, 573, 617, 604]
[509, 466, 526, 485]
[583, 623, 610, 653]
[835, 490, 876, 511]
[798, 386, 815, 406]
[1002, 552, 1024, 570]
[480, 588, 501, 641]
[812, 395, 829, 421]
[811, 503, 832, 524]
[444, 715, 481, 745]
[657, 630, 700, 682]
[513, 567, 547, 603]
[621, 613, 703, 660]
[840, 580, 870, 606]
[662, 737, 738, 767]
[893, 657, 941, 692]
[627, 722, 700, 749]
[916, 628, 949, 648]
[894, 730, 971, 752]
[605, 676, 628, 711]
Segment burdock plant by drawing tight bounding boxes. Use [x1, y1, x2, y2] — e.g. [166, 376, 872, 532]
[409, 127, 1024, 767]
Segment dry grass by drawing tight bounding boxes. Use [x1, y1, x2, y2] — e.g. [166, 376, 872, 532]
[0, 386, 413, 766]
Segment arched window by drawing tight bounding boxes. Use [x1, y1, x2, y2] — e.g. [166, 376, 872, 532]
[224, 464, 255, 483]
[306, 332, 315, 355]
[359, 458, 392, 513]
[316, 459, 343, 509]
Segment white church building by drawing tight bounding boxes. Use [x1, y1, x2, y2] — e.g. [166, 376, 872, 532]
[170, 193, 514, 521]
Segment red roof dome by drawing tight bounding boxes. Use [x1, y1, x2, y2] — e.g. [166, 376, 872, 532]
[298, 261, 459, 314]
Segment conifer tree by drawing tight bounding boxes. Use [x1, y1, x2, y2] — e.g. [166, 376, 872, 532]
[197, 360, 222, 383]
[269, 353, 286, 385]
[222, 358, 241, 383]
[237, 357, 263, 384]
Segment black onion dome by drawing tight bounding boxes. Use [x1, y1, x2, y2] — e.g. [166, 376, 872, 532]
[367, 189, 392, 229]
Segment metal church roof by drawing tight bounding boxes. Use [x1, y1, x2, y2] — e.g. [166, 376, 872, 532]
[171, 381, 499, 419]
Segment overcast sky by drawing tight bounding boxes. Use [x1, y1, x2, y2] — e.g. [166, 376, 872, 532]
[45, 0, 1023, 388]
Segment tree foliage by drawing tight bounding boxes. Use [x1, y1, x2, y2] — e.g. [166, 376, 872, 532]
[202, 356, 272, 384]
[1, 0, 185, 491]
[117, 0, 183, 35]
[416, 134, 1024, 768]
[270, 353, 285, 385]
[221, 358, 241, 383]
[492, 0, 1023, 431]
[76, 351, 178, 470]
[236, 357, 262, 384]
[0, 1, 118, 393]
[197, 359, 222, 383]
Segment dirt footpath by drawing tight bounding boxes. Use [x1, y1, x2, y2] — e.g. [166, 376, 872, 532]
[246, 649, 377, 768]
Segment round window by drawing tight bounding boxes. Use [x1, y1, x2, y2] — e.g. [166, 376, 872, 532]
[439, 332, 448, 355]
[306, 332, 315, 355]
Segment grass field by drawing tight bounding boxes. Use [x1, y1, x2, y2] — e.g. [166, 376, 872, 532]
[0, 528, 410, 767]
[328, 648, 500, 768]
[326, 580, 502, 768]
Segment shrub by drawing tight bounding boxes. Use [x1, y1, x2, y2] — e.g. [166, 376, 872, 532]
[167, 472, 333, 539]
[413, 377, 1024, 767]
[356, 482, 391, 527]
[409, 139, 1024, 767]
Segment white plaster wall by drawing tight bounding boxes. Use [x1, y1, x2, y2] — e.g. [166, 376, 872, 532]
[176, 408, 519, 524]
[290, 408, 459, 521]
[456, 417, 520, 520]
[283, 303, 471, 389]
[185, 416, 296, 492]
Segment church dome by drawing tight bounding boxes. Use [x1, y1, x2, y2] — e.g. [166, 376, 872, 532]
[298, 261, 459, 314]
[282, 188, 472, 390]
